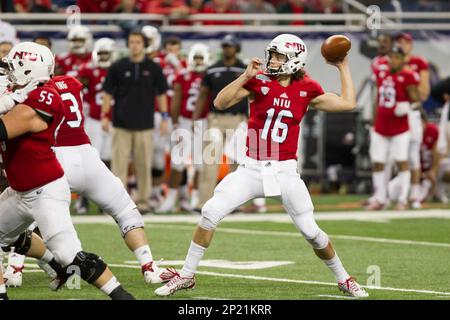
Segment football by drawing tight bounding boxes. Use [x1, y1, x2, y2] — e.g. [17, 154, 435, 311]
[321, 35, 351, 63]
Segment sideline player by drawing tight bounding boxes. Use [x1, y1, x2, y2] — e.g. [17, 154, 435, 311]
[366, 46, 420, 210]
[77, 38, 115, 168]
[55, 25, 92, 76]
[155, 34, 369, 298]
[388, 111, 440, 204]
[151, 35, 188, 208]
[157, 43, 210, 213]
[395, 32, 430, 208]
[0, 42, 134, 299]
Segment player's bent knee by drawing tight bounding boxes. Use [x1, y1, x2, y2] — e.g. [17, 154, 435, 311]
[200, 198, 228, 230]
[291, 211, 329, 249]
[199, 216, 217, 231]
[49, 233, 82, 267]
[65, 251, 107, 284]
[116, 208, 145, 237]
[305, 229, 329, 250]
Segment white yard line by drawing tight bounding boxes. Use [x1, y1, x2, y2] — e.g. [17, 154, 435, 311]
[193, 296, 231, 300]
[317, 295, 358, 300]
[142, 224, 450, 248]
[71, 210, 450, 225]
[107, 264, 450, 297]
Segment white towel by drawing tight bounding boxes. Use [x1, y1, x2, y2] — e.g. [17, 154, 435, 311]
[261, 161, 281, 197]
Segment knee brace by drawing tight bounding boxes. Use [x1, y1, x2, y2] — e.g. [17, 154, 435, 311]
[199, 216, 217, 231]
[1, 230, 32, 255]
[305, 229, 329, 250]
[291, 211, 329, 249]
[115, 207, 145, 237]
[64, 251, 107, 284]
[200, 198, 228, 230]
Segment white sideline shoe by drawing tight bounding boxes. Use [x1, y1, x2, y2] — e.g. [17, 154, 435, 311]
[154, 274, 196, 296]
[338, 277, 369, 298]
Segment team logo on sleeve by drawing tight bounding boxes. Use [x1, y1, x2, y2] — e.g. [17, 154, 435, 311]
[261, 87, 270, 95]
[299, 91, 307, 97]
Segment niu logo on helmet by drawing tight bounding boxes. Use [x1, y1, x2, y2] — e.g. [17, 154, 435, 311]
[13, 51, 39, 61]
[285, 42, 305, 52]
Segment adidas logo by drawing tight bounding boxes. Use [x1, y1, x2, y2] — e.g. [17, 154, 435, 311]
[280, 93, 289, 99]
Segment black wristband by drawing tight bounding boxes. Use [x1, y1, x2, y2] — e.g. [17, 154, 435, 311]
[0, 118, 8, 141]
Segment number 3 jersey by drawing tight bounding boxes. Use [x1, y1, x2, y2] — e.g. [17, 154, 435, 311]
[373, 68, 420, 136]
[2, 83, 65, 191]
[243, 72, 324, 161]
[49, 75, 91, 147]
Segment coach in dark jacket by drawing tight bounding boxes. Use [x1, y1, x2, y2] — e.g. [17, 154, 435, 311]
[102, 30, 169, 212]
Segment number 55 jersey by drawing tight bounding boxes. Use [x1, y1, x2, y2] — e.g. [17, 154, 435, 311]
[2, 83, 65, 191]
[243, 72, 323, 161]
[373, 68, 420, 136]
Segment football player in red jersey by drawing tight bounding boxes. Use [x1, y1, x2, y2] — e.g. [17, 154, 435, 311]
[371, 33, 393, 74]
[155, 34, 369, 298]
[395, 32, 430, 208]
[363, 33, 394, 209]
[77, 38, 115, 166]
[0, 42, 134, 300]
[151, 35, 188, 208]
[157, 43, 210, 213]
[366, 46, 421, 211]
[55, 25, 92, 76]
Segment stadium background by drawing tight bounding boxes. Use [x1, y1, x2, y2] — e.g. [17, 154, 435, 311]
[1, 0, 450, 301]
[3, 0, 450, 195]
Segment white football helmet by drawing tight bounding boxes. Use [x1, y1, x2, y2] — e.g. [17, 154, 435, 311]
[188, 43, 210, 72]
[141, 25, 161, 54]
[3, 42, 54, 86]
[92, 38, 116, 69]
[264, 34, 308, 75]
[68, 25, 92, 55]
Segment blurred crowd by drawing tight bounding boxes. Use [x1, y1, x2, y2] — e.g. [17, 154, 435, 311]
[1, 0, 449, 17]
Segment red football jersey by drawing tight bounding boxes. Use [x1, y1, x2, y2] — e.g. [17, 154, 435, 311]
[49, 75, 91, 147]
[55, 52, 92, 75]
[243, 73, 324, 161]
[173, 70, 208, 119]
[406, 55, 429, 74]
[2, 84, 65, 191]
[374, 68, 420, 136]
[420, 122, 439, 172]
[371, 55, 388, 74]
[76, 62, 109, 120]
[154, 53, 187, 112]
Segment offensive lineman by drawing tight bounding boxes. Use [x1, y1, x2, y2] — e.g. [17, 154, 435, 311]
[155, 34, 369, 298]
[0, 42, 134, 299]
